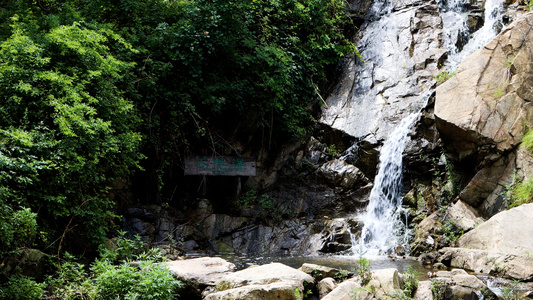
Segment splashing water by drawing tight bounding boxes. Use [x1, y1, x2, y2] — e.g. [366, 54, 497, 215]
[442, 0, 505, 69]
[355, 113, 420, 256]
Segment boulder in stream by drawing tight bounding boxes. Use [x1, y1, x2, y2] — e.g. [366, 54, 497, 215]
[206, 262, 314, 300]
[165, 257, 236, 299]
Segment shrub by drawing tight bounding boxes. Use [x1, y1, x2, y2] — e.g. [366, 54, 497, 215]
[434, 71, 456, 85]
[356, 257, 372, 285]
[93, 261, 180, 300]
[509, 177, 533, 208]
[401, 266, 419, 297]
[0, 275, 45, 300]
[522, 128, 533, 152]
[0, 206, 38, 255]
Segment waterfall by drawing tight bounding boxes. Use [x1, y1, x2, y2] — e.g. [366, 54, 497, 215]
[355, 112, 420, 256]
[442, 0, 505, 69]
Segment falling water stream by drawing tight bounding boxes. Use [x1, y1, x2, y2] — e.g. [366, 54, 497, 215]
[350, 0, 506, 256]
[354, 113, 420, 256]
[441, 0, 505, 70]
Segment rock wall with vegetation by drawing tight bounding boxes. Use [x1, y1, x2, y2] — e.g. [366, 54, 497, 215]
[4, 0, 533, 299]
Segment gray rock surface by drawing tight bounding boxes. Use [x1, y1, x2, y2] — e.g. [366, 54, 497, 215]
[322, 1, 443, 143]
[317, 277, 337, 299]
[446, 200, 484, 232]
[457, 203, 533, 256]
[438, 247, 533, 281]
[430, 269, 496, 300]
[208, 263, 314, 300]
[165, 257, 236, 298]
[321, 278, 363, 300]
[436, 13, 533, 158]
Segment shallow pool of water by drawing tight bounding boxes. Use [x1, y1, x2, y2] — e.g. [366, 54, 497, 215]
[210, 254, 431, 281]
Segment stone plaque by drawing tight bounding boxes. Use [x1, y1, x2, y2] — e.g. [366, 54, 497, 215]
[184, 156, 256, 176]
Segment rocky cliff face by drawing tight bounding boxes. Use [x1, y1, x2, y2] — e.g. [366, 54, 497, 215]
[123, 1, 533, 263]
[321, 0, 444, 144]
[435, 12, 533, 217]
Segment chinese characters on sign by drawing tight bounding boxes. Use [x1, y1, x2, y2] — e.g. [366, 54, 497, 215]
[184, 156, 256, 176]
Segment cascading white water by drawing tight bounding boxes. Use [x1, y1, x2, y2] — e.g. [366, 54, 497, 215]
[442, 0, 505, 69]
[348, 0, 506, 257]
[354, 112, 420, 256]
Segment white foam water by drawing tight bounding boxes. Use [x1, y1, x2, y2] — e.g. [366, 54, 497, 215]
[354, 112, 420, 256]
[442, 0, 505, 70]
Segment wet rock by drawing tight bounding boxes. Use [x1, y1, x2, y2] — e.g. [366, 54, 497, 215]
[218, 219, 324, 256]
[321, 1, 443, 145]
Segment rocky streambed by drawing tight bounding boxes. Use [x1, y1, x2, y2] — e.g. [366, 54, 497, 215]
[162, 255, 533, 299]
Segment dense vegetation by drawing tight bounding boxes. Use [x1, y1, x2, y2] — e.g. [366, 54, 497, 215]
[0, 0, 354, 297]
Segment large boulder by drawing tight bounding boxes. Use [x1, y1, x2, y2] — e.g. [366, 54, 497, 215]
[319, 159, 371, 190]
[445, 200, 484, 233]
[204, 281, 305, 300]
[298, 263, 353, 281]
[457, 203, 533, 256]
[317, 277, 337, 299]
[165, 257, 236, 299]
[435, 13, 533, 159]
[321, 278, 366, 300]
[429, 269, 497, 300]
[208, 263, 314, 300]
[437, 247, 533, 281]
[366, 268, 403, 299]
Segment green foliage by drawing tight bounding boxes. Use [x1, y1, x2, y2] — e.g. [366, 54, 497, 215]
[45, 252, 96, 299]
[522, 128, 533, 152]
[327, 144, 339, 157]
[335, 268, 352, 281]
[0, 275, 45, 300]
[93, 261, 179, 300]
[0, 0, 354, 260]
[99, 231, 146, 263]
[0, 16, 143, 252]
[356, 257, 372, 285]
[434, 70, 456, 85]
[441, 219, 463, 245]
[44, 238, 180, 300]
[430, 280, 447, 300]
[436, 152, 463, 205]
[499, 280, 525, 300]
[401, 266, 419, 297]
[0, 206, 38, 254]
[509, 177, 533, 208]
[84, 0, 355, 196]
